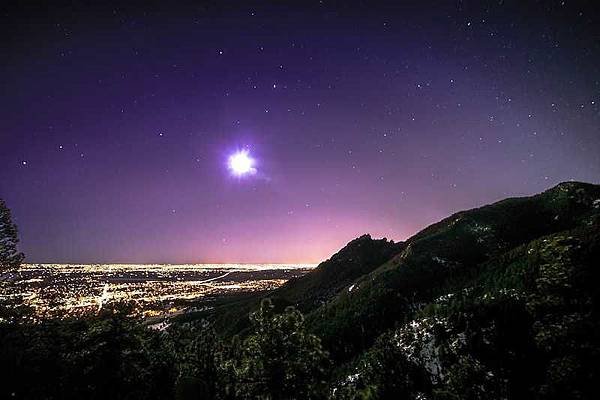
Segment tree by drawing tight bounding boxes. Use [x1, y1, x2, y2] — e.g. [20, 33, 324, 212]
[0, 199, 24, 271]
[172, 323, 226, 400]
[0, 303, 176, 400]
[230, 299, 331, 399]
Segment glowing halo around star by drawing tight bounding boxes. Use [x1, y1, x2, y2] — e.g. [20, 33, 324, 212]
[228, 149, 257, 177]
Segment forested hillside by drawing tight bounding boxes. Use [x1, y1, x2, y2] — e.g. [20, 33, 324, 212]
[2, 182, 599, 399]
[196, 181, 600, 398]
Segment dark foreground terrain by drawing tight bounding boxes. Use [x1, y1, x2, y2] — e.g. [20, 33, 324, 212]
[1, 181, 599, 399]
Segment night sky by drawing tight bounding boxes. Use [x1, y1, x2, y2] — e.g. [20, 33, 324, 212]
[1, 1, 599, 264]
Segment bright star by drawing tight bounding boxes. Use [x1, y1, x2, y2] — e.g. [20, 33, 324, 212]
[228, 149, 256, 176]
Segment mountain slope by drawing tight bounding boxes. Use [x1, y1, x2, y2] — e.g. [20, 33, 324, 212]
[178, 181, 600, 399]
[332, 218, 600, 399]
[272, 234, 404, 312]
[305, 182, 600, 360]
[185, 234, 403, 334]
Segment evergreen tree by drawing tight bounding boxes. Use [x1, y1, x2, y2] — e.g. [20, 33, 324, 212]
[0, 199, 24, 271]
[231, 299, 331, 399]
[174, 324, 226, 400]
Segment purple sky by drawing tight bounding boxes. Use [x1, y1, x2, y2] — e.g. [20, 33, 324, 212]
[1, 1, 599, 263]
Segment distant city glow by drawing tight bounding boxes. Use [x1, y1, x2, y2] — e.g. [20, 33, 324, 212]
[228, 149, 256, 176]
[1, 263, 315, 320]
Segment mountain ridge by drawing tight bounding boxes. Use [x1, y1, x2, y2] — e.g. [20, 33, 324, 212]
[306, 181, 600, 358]
[188, 181, 600, 398]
